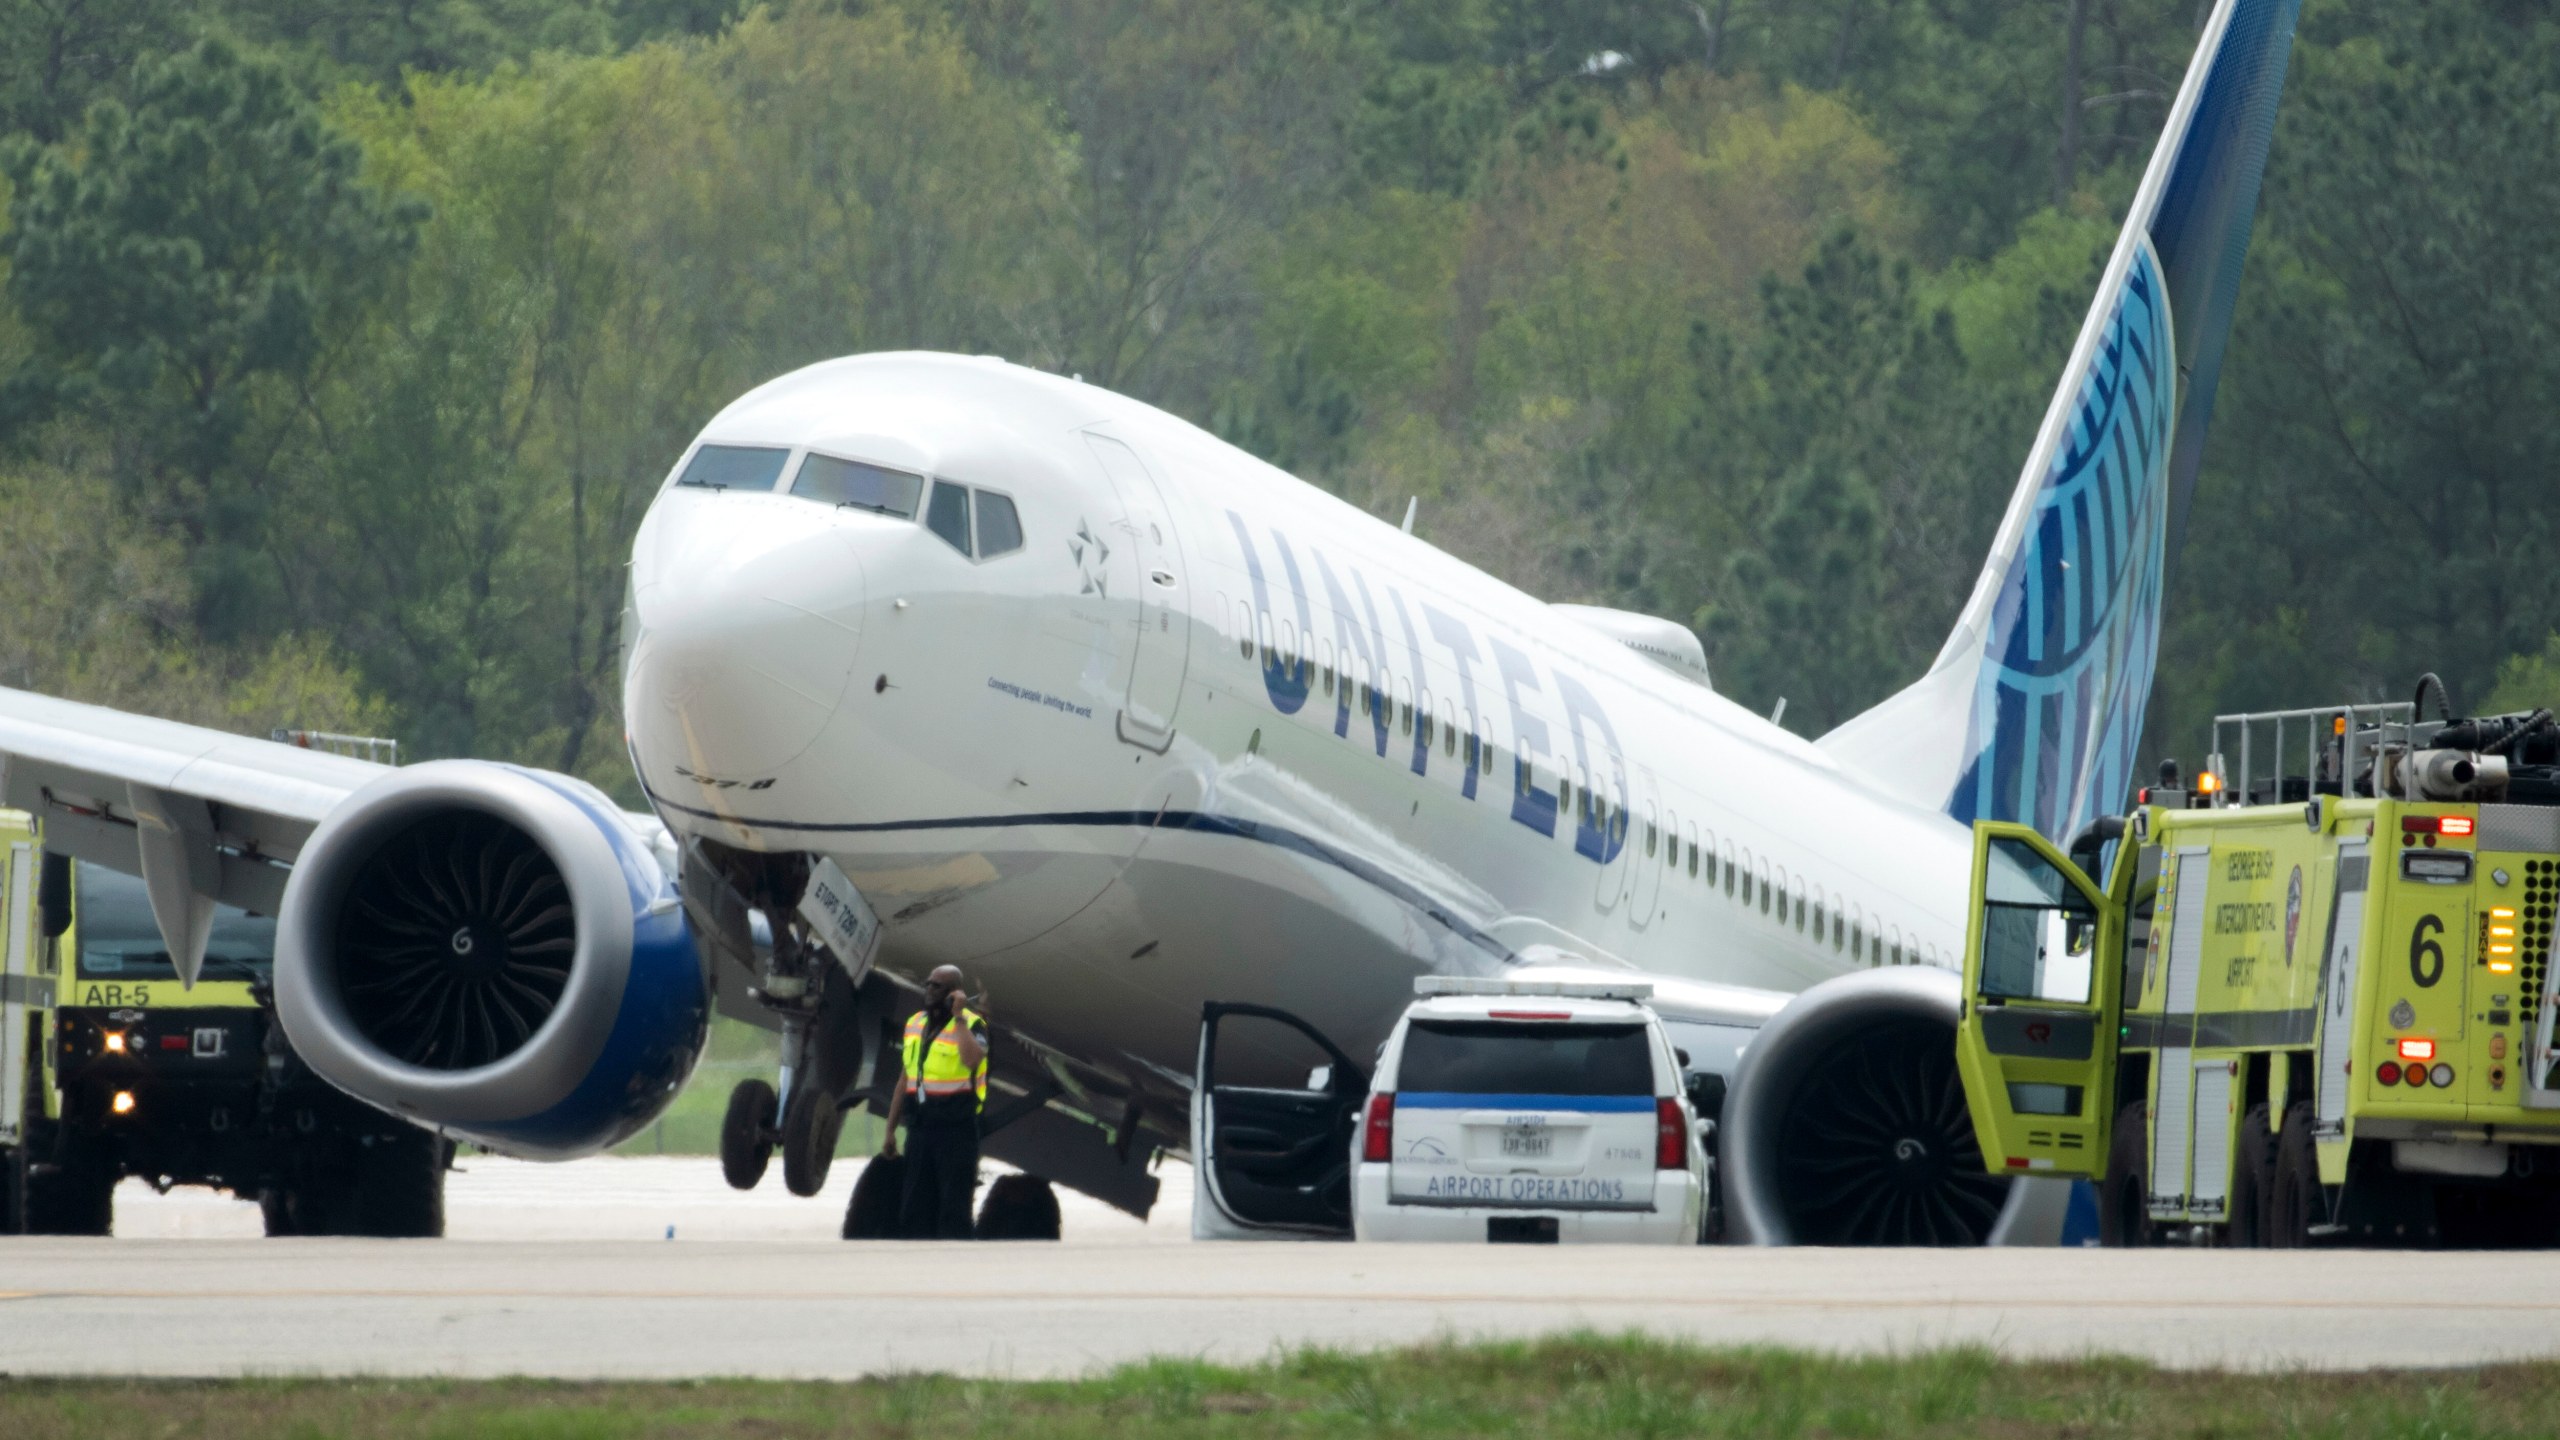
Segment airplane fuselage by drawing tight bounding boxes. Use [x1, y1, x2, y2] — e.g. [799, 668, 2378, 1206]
[623, 353, 1975, 1106]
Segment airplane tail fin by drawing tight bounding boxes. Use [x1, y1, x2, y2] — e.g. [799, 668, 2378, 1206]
[1817, 0, 2302, 840]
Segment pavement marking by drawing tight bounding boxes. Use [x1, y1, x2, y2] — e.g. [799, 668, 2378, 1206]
[18, 1287, 2560, 1314]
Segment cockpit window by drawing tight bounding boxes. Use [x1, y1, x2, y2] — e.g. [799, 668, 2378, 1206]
[793, 453, 923, 518]
[674, 444, 791, 491]
[925, 480, 972, 555]
[974, 490, 1023, 557]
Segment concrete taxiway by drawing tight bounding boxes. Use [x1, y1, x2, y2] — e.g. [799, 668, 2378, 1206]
[10, 1157, 2560, 1379]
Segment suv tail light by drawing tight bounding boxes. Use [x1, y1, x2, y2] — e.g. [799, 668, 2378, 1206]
[1362, 1093, 1394, 1162]
[1656, 1097, 1687, 1169]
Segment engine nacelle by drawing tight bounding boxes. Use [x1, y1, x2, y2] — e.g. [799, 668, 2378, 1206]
[1722, 967, 2069, 1246]
[275, 761, 708, 1158]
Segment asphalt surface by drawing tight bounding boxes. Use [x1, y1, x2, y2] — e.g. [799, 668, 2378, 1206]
[8, 1158, 2560, 1378]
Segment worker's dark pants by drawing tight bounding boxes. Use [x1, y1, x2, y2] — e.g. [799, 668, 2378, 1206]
[899, 1117, 980, 1239]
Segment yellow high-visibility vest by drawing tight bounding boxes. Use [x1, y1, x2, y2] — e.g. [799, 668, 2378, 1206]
[901, 1006, 987, 1110]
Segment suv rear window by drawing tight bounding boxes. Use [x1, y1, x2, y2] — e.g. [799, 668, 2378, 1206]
[1396, 1020, 1652, 1096]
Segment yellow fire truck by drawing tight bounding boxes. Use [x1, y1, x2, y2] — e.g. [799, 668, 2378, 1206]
[1955, 688, 2560, 1247]
[1, 808, 444, 1234]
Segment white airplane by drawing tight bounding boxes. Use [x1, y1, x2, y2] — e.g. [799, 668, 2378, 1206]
[0, 0, 2302, 1244]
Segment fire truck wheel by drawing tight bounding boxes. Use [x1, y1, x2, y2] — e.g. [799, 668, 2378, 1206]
[259, 1188, 302, 1236]
[2269, 1100, 2322, 1247]
[1, 1145, 24, 1234]
[2227, 1103, 2274, 1247]
[22, 1137, 114, 1236]
[350, 1130, 446, 1238]
[2098, 1101, 2153, 1247]
[721, 1079, 778, 1191]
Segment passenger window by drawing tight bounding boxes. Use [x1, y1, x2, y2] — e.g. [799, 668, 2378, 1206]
[1687, 824, 1700, 879]
[1237, 600, 1255, 659]
[925, 480, 972, 554]
[675, 443, 792, 491]
[1644, 808, 1658, 858]
[973, 490, 1024, 556]
[1442, 701, 1457, 757]
[1396, 679, 1413, 736]
[1320, 640, 1336, 697]
[793, 453, 923, 517]
[1977, 835, 2098, 1004]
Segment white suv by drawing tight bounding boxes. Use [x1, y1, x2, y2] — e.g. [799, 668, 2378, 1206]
[1351, 979, 1707, 1244]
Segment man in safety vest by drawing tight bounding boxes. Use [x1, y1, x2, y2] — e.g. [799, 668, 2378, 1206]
[878, 964, 988, 1239]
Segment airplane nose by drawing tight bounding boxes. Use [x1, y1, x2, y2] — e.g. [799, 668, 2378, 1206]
[627, 498, 867, 782]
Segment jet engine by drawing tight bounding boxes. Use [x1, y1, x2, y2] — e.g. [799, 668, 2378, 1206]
[1721, 967, 2068, 1246]
[273, 761, 708, 1158]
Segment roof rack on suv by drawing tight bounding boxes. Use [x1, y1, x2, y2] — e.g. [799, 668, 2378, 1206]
[1415, 977, 1655, 1001]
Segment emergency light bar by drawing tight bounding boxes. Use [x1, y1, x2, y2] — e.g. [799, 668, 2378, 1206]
[1415, 977, 1656, 1001]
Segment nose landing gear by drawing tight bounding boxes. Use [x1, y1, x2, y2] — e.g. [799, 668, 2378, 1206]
[706, 851, 876, 1197]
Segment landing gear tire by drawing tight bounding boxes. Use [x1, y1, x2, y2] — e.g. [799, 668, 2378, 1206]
[2227, 1103, 2274, 1248]
[721, 1079, 778, 1192]
[975, 1173, 1061, 1241]
[843, 1153, 906, 1239]
[2269, 1100, 2323, 1248]
[781, 1087, 845, 1198]
[2098, 1101, 2153, 1248]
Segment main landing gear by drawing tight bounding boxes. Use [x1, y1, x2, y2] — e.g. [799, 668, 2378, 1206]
[838, 1162, 1061, 1240]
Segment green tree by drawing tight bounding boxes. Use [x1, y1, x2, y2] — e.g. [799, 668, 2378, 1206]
[0, 37, 422, 636]
[0, 0, 189, 142]
[2155, 3, 2560, 750]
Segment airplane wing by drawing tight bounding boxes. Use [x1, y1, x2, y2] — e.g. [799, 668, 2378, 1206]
[0, 685, 387, 982]
[0, 685, 677, 985]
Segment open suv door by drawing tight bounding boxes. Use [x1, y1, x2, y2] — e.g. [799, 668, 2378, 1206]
[1954, 822, 2124, 1181]
[1192, 1002, 1362, 1239]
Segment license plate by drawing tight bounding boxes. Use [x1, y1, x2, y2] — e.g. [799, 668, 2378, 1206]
[1501, 1127, 1551, 1158]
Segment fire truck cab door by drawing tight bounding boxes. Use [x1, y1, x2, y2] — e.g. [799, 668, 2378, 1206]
[1, 836, 32, 1147]
[1955, 821, 2123, 1181]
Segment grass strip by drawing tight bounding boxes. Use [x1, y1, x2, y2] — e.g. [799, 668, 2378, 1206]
[6, 1332, 2559, 1438]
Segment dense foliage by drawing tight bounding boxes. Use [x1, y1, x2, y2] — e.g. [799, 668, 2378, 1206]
[0, 0, 2549, 799]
